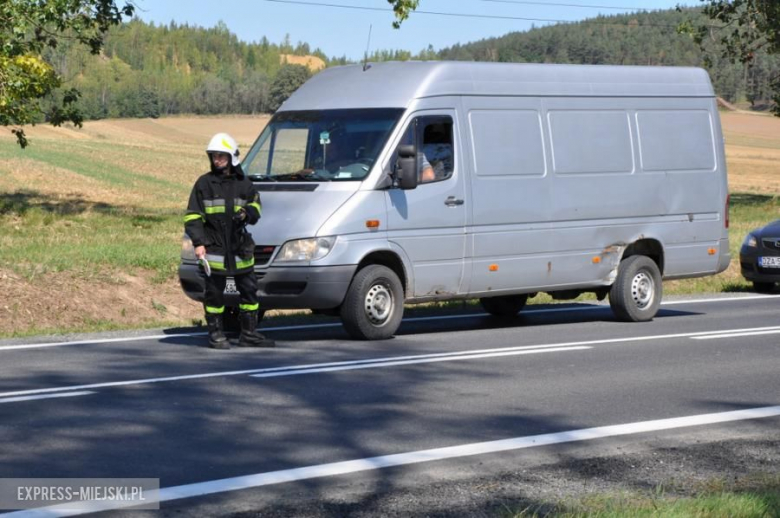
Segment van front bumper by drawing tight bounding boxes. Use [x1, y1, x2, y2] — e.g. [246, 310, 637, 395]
[179, 262, 356, 310]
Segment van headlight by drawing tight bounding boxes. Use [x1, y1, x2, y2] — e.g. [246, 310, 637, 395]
[181, 234, 197, 261]
[275, 237, 336, 263]
[743, 234, 758, 248]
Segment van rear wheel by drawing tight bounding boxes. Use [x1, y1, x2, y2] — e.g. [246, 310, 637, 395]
[340, 265, 404, 340]
[609, 255, 662, 322]
[480, 294, 528, 318]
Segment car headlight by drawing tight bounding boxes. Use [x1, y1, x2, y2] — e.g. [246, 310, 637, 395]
[275, 237, 336, 263]
[181, 234, 197, 261]
[743, 234, 758, 248]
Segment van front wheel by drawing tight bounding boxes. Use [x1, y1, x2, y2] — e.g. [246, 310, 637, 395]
[609, 255, 662, 322]
[340, 265, 404, 340]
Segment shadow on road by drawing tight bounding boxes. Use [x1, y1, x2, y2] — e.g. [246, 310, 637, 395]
[155, 303, 700, 347]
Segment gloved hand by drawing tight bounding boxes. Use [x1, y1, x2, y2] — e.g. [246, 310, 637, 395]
[233, 207, 248, 226]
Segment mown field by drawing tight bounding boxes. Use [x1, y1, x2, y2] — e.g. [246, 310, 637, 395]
[0, 112, 779, 337]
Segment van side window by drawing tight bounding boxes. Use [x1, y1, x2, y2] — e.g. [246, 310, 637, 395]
[396, 116, 455, 184]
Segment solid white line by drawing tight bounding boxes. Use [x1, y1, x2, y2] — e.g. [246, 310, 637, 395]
[250, 347, 592, 378]
[0, 391, 95, 404]
[2, 294, 778, 351]
[1, 325, 776, 399]
[692, 329, 780, 340]
[7, 405, 780, 517]
[0, 333, 207, 351]
[660, 294, 780, 306]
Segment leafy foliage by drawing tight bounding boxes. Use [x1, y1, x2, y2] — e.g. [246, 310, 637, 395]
[268, 64, 311, 112]
[0, 0, 133, 147]
[681, 0, 780, 115]
[387, 0, 420, 29]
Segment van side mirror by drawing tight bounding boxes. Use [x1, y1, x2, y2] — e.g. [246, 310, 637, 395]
[396, 145, 418, 190]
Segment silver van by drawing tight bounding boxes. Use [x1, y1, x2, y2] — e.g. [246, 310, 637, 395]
[180, 61, 730, 340]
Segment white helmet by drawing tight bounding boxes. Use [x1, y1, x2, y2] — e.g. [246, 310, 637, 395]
[206, 133, 240, 167]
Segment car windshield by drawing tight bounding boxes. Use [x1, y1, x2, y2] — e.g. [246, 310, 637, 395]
[242, 109, 404, 182]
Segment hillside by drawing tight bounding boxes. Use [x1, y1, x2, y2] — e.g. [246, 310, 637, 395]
[39, 10, 779, 123]
[43, 20, 325, 120]
[431, 9, 779, 107]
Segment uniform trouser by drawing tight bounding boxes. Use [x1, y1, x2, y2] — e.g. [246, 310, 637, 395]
[204, 272, 260, 315]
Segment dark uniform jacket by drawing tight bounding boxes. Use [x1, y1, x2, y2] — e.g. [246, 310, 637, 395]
[184, 170, 262, 276]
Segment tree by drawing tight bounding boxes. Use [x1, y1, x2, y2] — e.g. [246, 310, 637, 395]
[0, 0, 134, 147]
[387, 0, 420, 29]
[682, 0, 780, 115]
[268, 64, 311, 112]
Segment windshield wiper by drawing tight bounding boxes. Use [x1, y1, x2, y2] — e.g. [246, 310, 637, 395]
[274, 171, 331, 182]
[248, 175, 277, 182]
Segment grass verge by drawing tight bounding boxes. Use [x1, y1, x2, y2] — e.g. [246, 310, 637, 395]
[511, 473, 780, 518]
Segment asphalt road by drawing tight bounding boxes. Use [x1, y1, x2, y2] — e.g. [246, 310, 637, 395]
[0, 294, 779, 516]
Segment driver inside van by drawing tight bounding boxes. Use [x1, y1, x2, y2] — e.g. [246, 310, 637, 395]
[322, 135, 351, 172]
[420, 123, 453, 183]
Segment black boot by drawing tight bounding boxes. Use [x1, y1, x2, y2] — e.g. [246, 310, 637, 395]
[206, 314, 229, 349]
[238, 311, 275, 348]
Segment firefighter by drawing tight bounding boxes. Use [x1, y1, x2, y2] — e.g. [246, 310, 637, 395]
[184, 133, 275, 349]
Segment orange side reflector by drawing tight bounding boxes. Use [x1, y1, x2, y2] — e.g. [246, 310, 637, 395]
[489, 264, 499, 272]
[366, 220, 380, 229]
[708, 248, 717, 255]
[592, 257, 602, 264]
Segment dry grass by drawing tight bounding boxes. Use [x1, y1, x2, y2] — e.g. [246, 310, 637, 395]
[722, 112, 780, 194]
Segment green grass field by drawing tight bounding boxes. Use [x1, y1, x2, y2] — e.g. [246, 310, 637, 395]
[0, 113, 779, 337]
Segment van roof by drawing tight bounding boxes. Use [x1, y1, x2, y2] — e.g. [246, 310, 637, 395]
[280, 61, 714, 112]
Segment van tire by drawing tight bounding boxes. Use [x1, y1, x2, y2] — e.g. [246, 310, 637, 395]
[340, 265, 404, 340]
[609, 255, 662, 322]
[480, 295, 528, 318]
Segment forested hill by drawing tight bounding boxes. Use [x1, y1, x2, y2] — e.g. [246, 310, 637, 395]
[430, 8, 778, 107]
[46, 10, 778, 121]
[45, 19, 336, 119]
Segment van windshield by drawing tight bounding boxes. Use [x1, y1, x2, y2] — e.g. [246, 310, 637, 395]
[242, 109, 404, 182]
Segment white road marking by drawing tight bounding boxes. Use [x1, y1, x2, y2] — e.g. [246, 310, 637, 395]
[5, 405, 780, 517]
[0, 325, 776, 400]
[691, 328, 780, 340]
[250, 346, 592, 378]
[0, 342, 590, 399]
[1, 294, 778, 351]
[0, 333, 207, 351]
[0, 391, 95, 404]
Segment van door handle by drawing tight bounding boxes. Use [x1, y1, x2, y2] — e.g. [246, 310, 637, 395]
[444, 196, 464, 207]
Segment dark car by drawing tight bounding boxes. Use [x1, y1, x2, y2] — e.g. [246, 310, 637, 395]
[740, 219, 780, 293]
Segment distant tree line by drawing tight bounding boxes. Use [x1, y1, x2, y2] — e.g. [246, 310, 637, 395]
[42, 19, 319, 119]
[41, 10, 778, 122]
[425, 9, 779, 107]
